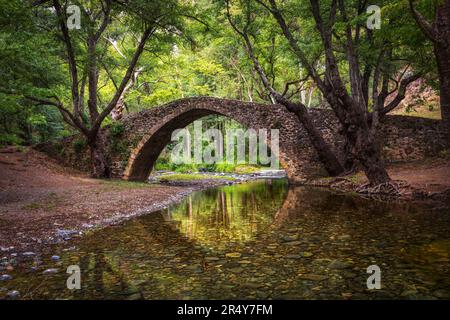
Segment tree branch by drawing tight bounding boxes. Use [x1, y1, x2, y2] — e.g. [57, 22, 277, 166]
[409, 0, 439, 43]
[53, 0, 81, 120]
[379, 73, 422, 116]
[92, 26, 154, 133]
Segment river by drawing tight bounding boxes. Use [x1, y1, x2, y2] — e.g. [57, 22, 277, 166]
[1, 179, 449, 299]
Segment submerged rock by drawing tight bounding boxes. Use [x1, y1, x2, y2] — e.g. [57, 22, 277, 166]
[0, 274, 12, 281]
[43, 268, 59, 274]
[7, 290, 20, 299]
[298, 274, 328, 281]
[22, 252, 36, 257]
[225, 252, 242, 258]
[328, 260, 352, 269]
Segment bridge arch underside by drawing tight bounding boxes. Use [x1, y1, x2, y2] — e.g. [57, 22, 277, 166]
[122, 103, 328, 184]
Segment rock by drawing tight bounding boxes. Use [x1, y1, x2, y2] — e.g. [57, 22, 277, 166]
[280, 234, 299, 242]
[229, 267, 244, 273]
[433, 289, 449, 299]
[127, 293, 142, 300]
[56, 229, 78, 239]
[51, 255, 60, 261]
[43, 268, 59, 274]
[328, 260, 352, 269]
[243, 282, 262, 289]
[298, 274, 328, 281]
[7, 290, 20, 299]
[0, 274, 13, 281]
[22, 252, 36, 257]
[185, 265, 203, 273]
[283, 241, 302, 246]
[225, 252, 242, 258]
[286, 254, 302, 259]
[204, 257, 220, 262]
[301, 252, 314, 258]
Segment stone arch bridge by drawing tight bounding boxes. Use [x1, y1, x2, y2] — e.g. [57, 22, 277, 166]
[39, 97, 444, 184]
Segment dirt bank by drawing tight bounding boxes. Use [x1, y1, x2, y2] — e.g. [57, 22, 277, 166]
[309, 157, 450, 201]
[0, 147, 208, 255]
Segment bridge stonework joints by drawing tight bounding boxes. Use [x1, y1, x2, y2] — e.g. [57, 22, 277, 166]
[36, 97, 445, 183]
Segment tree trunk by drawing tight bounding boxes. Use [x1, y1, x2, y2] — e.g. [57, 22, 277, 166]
[344, 118, 391, 186]
[435, 42, 450, 145]
[282, 100, 344, 176]
[88, 132, 110, 178]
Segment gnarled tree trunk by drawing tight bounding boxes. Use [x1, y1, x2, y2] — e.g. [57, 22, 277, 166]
[88, 132, 110, 178]
[410, 0, 450, 145]
[435, 41, 450, 143]
[349, 127, 390, 185]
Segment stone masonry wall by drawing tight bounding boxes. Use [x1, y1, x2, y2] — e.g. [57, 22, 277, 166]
[35, 97, 446, 183]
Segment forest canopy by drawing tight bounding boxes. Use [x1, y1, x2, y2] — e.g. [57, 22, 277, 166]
[0, 0, 447, 185]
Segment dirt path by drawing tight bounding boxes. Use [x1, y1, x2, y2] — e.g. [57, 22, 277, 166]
[388, 158, 450, 193]
[0, 147, 192, 254]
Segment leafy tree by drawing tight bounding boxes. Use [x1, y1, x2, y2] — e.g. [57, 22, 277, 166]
[409, 0, 450, 143]
[1, 0, 184, 177]
[223, 0, 431, 185]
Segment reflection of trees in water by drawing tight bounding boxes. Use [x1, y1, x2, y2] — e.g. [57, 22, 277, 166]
[271, 186, 445, 251]
[67, 213, 205, 299]
[168, 180, 288, 246]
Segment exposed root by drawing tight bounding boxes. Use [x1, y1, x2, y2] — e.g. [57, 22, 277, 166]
[356, 180, 411, 197]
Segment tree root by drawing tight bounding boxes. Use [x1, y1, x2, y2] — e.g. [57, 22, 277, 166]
[356, 180, 411, 197]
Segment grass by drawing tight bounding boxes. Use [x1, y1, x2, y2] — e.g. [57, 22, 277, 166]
[393, 103, 441, 120]
[233, 164, 261, 174]
[22, 192, 62, 210]
[99, 179, 155, 189]
[159, 173, 236, 182]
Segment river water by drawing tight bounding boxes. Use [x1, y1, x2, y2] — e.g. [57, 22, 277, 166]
[1, 179, 449, 299]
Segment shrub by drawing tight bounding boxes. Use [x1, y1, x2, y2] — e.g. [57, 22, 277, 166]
[72, 138, 86, 154]
[110, 122, 125, 138]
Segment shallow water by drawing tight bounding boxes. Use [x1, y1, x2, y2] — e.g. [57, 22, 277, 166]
[1, 179, 450, 300]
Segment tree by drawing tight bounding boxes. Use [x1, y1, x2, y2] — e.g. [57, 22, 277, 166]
[224, 0, 345, 176]
[409, 0, 450, 142]
[226, 0, 424, 185]
[1, 0, 182, 177]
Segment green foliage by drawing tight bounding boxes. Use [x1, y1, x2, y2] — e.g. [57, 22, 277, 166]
[73, 138, 87, 154]
[109, 122, 125, 138]
[0, 0, 441, 159]
[0, 133, 23, 146]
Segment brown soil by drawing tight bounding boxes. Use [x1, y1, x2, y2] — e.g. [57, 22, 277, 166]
[0, 147, 192, 254]
[311, 157, 450, 200]
[388, 158, 450, 193]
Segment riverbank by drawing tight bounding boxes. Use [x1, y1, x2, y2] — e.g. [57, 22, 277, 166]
[308, 156, 450, 202]
[1, 146, 450, 258]
[0, 147, 235, 257]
